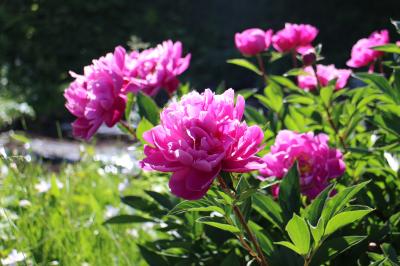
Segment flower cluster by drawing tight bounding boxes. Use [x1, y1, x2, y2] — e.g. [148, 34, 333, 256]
[140, 89, 265, 200]
[65, 41, 190, 139]
[347, 30, 389, 69]
[235, 23, 318, 56]
[259, 130, 346, 199]
[272, 23, 318, 54]
[298, 64, 352, 90]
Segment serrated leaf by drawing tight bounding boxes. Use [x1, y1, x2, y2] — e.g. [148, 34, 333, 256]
[227, 58, 262, 75]
[197, 217, 240, 233]
[285, 214, 310, 255]
[279, 164, 301, 223]
[325, 207, 373, 236]
[136, 92, 159, 125]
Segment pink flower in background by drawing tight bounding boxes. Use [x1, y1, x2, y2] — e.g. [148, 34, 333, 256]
[298, 64, 352, 90]
[396, 41, 400, 46]
[127, 40, 191, 96]
[272, 23, 318, 54]
[259, 130, 345, 199]
[65, 69, 126, 140]
[235, 28, 273, 56]
[346, 29, 390, 69]
[140, 89, 265, 200]
[65, 46, 128, 139]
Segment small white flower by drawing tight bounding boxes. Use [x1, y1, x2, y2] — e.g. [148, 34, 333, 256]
[127, 228, 139, 238]
[56, 179, 64, 189]
[1, 249, 27, 265]
[118, 179, 129, 192]
[81, 262, 90, 266]
[384, 152, 399, 172]
[370, 134, 378, 145]
[210, 211, 223, 217]
[50, 261, 59, 265]
[34, 180, 51, 193]
[19, 199, 31, 207]
[104, 205, 119, 218]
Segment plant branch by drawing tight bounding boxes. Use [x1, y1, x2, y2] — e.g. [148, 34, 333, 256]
[119, 120, 137, 140]
[217, 175, 269, 266]
[256, 54, 268, 86]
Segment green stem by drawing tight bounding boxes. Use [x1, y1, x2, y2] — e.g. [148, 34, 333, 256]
[119, 120, 137, 139]
[217, 175, 269, 266]
[256, 54, 268, 86]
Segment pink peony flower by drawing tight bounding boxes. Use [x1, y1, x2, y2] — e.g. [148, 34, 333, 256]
[235, 28, 273, 56]
[140, 89, 265, 200]
[272, 23, 318, 54]
[298, 64, 352, 90]
[346, 30, 390, 68]
[127, 40, 191, 96]
[259, 130, 346, 199]
[396, 41, 400, 46]
[65, 46, 128, 140]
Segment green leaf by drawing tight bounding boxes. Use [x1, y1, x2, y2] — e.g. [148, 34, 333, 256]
[248, 221, 275, 256]
[275, 241, 302, 255]
[121, 195, 159, 212]
[354, 73, 400, 104]
[104, 214, 153, 224]
[320, 86, 334, 107]
[381, 243, 400, 264]
[269, 75, 298, 89]
[136, 92, 160, 125]
[392, 19, 400, 34]
[278, 164, 301, 223]
[138, 245, 169, 266]
[137, 118, 154, 143]
[252, 192, 284, 229]
[196, 217, 240, 233]
[284, 214, 310, 255]
[372, 44, 400, 54]
[244, 106, 267, 124]
[325, 206, 373, 236]
[305, 184, 334, 226]
[321, 180, 370, 223]
[10, 133, 30, 144]
[220, 251, 242, 266]
[285, 95, 314, 105]
[284, 68, 310, 77]
[310, 236, 367, 266]
[124, 93, 135, 120]
[237, 88, 258, 99]
[144, 190, 173, 210]
[227, 58, 261, 75]
[169, 199, 217, 215]
[309, 218, 324, 246]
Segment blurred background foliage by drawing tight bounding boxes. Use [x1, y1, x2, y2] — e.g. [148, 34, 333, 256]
[1, 0, 399, 131]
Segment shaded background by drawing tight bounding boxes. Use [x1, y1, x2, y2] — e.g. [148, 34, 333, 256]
[1, 0, 399, 134]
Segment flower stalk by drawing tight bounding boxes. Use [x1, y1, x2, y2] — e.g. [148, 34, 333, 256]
[217, 175, 268, 266]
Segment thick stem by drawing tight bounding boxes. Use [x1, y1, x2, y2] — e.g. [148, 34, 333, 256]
[256, 54, 268, 86]
[119, 120, 137, 139]
[217, 176, 269, 266]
